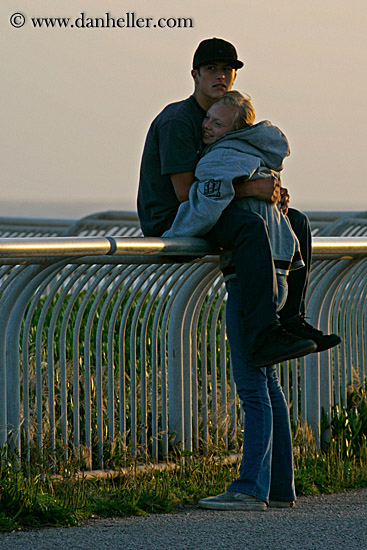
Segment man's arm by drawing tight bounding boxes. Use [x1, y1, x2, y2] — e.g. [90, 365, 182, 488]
[170, 172, 195, 202]
[233, 176, 290, 215]
[233, 176, 281, 203]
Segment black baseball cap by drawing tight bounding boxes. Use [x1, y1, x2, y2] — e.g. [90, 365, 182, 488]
[193, 37, 244, 70]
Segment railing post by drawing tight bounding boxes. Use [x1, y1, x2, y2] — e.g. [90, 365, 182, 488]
[5, 263, 66, 459]
[0, 266, 43, 451]
[167, 292, 186, 448]
[167, 263, 218, 450]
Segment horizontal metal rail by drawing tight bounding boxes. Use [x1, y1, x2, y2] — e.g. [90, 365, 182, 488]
[1, 236, 367, 259]
[0, 234, 366, 468]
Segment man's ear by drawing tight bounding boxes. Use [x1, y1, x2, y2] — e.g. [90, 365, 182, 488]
[191, 69, 199, 85]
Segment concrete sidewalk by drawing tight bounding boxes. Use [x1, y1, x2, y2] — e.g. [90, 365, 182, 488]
[1, 488, 366, 550]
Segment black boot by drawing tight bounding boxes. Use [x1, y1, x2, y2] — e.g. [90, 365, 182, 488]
[252, 325, 317, 368]
[282, 315, 341, 353]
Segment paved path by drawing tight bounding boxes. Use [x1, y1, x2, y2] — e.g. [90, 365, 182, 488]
[1, 488, 366, 550]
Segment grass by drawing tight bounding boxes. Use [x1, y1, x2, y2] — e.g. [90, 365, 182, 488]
[1, 422, 367, 532]
[1, 383, 367, 531]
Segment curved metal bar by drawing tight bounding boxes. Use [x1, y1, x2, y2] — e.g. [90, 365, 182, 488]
[151, 263, 191, 459]
[71, 265, 115, 466]
[189, 268, 222, 452]
[148, 264, 187, 460]
[0, 265, 28, 298]
[183, 265, 221, 451]
[56, 265, 100, 461]
[4, 261, 67, 455]
[105, 265, 143, 456]
[33, 265, 81, 460]
[83, 267, 120, 469]
[47, 264, 91, 459]
[95, 265, 134, 446]
[23, 264, 81, 463]
[166, 263, 216, 449]
[117, 265, 153, 460]
[135, 264, 173, 458]
[305, 259, 358, 442]
[197, 272, 225, 449]
[211, 284, 228, 449]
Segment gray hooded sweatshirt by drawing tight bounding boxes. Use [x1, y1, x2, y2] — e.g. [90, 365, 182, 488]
[162, 120, 303, 275]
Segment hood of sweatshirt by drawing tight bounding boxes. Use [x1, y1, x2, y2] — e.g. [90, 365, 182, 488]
[202, 120, 290, 171]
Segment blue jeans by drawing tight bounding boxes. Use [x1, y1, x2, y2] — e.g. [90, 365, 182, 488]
[225, 275, 296, 504]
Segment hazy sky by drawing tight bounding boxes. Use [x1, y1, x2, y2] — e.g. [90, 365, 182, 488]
[1, 0, 366, 219]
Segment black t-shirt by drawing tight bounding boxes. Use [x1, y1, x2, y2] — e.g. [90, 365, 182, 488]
[137, 95, 206, 236]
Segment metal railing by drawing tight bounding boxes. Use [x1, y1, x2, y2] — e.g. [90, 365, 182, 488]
[0, 211, 366, 470]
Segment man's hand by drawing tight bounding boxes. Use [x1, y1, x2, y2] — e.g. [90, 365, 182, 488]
[279, 186, 290, 215]
[233, 176, 281, 204]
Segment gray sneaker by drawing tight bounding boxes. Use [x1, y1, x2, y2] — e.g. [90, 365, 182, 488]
[198, 491, 266, 511]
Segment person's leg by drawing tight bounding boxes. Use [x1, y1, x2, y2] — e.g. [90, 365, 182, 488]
[267, 367, 296, 504]
[226, 355, 273, 503]
[199, 277, 295, 511]
[228, 277, 294, 504]
[206, 205, 317, 365]
[206, 205, 278, 349]
[198, 275, 299, 511]
[276, 273, 288, 313]
[280, 208, 341, 351]
[198, 279, 271, 511]
[279, 208, 311, 322]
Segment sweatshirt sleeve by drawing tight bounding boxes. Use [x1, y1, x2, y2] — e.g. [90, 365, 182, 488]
[161, 147, 261, 238]
[162, 150, 236, 237]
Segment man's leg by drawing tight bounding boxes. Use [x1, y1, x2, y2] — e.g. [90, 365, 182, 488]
[279, 208, 311, 322]
[280, 208, 341, 352]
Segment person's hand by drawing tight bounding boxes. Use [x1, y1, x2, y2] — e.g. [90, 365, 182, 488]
[233, 176, 281, 203]
[279, 186, 290, 215]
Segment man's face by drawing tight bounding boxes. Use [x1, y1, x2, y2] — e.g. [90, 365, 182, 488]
[192, 62, 236, 109]
[202, 102, 236, 145]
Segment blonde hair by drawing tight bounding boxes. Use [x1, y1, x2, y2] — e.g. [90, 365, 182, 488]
[214, 91, 255, 130]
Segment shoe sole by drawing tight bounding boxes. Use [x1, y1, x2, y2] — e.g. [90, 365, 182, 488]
[198, 500, 267, 511]
[254, 341, 317, 368]
[313, 335, 342, 353]
[268, 501, 295, 508]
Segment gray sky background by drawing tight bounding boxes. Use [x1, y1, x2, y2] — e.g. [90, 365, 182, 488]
[1, 0, 366, 219]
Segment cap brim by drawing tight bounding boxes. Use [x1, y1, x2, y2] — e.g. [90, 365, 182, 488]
[193, 57, 244, 70]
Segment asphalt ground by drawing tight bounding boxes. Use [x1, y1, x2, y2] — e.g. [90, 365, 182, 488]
[0, 488, 366, 550]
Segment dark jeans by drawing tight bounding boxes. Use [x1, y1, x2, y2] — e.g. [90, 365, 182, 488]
[280, 207, 312, 322]
[206, 205, 279, 350]
[206, 204, 312, 348]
